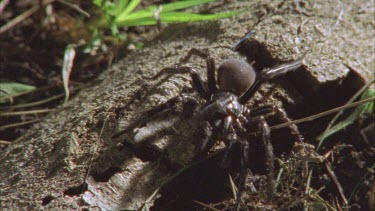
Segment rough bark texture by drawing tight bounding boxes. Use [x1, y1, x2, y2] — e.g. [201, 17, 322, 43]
[0, 0, 373, 210]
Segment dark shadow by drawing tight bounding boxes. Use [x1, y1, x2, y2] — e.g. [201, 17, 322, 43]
[92, 166, 123, 182]
[41, 195, 54, 206]
[64, 182, 88, 196]
[151, 151, 229, 210]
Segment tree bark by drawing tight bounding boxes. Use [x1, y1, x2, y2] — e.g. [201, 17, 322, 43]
[0, 0, 372, 210]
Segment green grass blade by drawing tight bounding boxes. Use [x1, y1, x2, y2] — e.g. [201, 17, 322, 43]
[116, 17, 156, 26]
[161, 11, 242, 22]
[117, 0, 141, 19]
[317, 88, 375, 145]
[116, 0, 216, 23]
[161, 0, 216, 11]
[138, 0, 217, 13]
[0, 82, 36, 103]
[114, 0, 129, 16]
[116, 10, 242, 26]
[93, 0, 103, 7]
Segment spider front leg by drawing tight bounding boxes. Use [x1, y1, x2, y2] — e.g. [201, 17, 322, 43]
[240, 54, 305, 104]
[112, 94, 198, 139]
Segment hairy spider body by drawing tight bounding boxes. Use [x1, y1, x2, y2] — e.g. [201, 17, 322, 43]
[113, 46, 305, 209]
[218, 58, 256, 96]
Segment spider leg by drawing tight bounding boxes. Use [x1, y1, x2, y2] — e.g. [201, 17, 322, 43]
[198, 121, 214, 153]
[232, 29, 256, 52]
[112, 94, 198, 139]
[220, 140, 236, 168]
[121, 133, 182, 171]
[239, 54, 305, 104]
[235, 140, 249, 211]
[249, 105, 303, 143]
[200, 115, 234, 155]
[221, 116, 233, 140]
[211, 116, 235, 165]
[144, 66, 210, 99]
[179, 48, 217, 94]
[218, 138, 249, 210]
[259, 116, 275, 200]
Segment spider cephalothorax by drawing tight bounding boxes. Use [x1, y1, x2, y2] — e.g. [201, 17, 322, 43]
[113, 46, 305, 209]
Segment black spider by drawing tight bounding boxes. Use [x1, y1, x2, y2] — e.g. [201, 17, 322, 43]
[113, 38, 305, 209]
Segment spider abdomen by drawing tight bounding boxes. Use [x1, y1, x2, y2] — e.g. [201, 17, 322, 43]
[217, 58, 256, 96]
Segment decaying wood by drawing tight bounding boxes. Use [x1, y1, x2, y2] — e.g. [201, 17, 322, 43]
[0, 0, 373, 210]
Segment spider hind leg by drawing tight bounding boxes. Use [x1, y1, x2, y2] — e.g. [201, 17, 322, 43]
[234, 116, 275, 210]
[259, 116, 275, 201]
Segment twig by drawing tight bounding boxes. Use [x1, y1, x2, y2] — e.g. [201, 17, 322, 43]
[270, 97, 375, 130]
[0, 0, 56, 34]
[0, 109, 55, 116]
[324, 161, 348, 206]
[305, 169, 313, 195]
[0, 5, 40, 35]
[335, 197, 343, 211]
[229, 174, 238, 200]
[0, 118, 42, 130]
[0, 140, 12, 145]
[310, 189, 337, 211]
[194, 200, 221, 211]
[0, 93, 64, 109]
[56, 0, 90, 17]
[274, 167, 284, 190]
